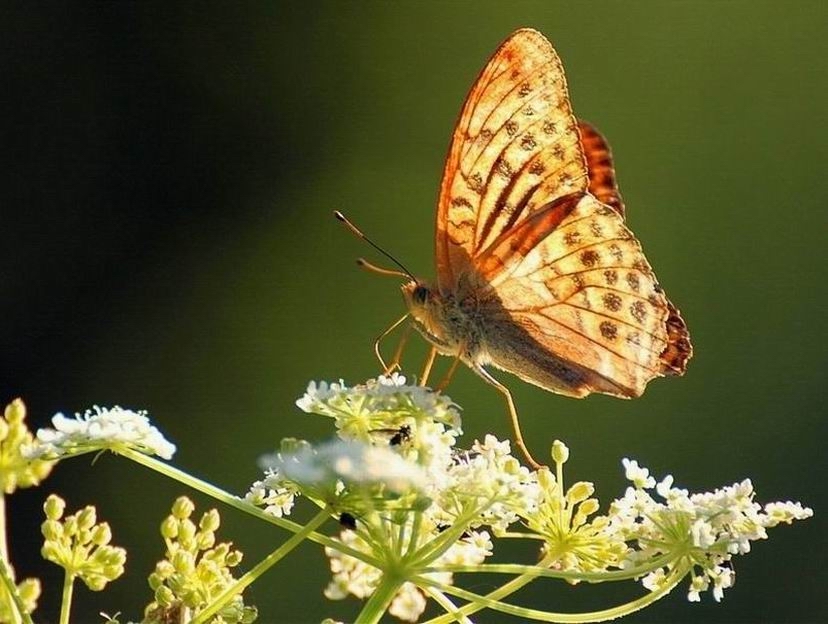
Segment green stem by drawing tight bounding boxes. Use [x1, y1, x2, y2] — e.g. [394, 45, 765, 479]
[425, 551, 677, 584]
[423, 585, 472, 624]
[420, 560, 689, 623]
[58, 571, 75, 624]
[0, 493, 7, 562]
[355, 572, 404, 624]
[0, 555, 31, 624]
[119, 449, 378, 566]
[192, 507, 331, 624]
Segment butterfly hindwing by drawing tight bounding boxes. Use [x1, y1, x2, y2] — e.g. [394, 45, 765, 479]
[483, 193, 678, 397]
[578, 120, 625, 217]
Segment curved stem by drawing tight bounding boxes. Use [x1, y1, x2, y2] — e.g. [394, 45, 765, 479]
[423, 585, 472, 624]
[193, 507, 331, 624]
[420, 561, 689, 623]
[425, 551, 677, 584]
[58, 572, 75, 624]
[118, 449, 378, 566]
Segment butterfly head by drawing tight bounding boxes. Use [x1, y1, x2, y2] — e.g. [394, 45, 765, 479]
[402, 279, 465, 355]
[402, 280, 433, 315]
[402, 280, 440, 335]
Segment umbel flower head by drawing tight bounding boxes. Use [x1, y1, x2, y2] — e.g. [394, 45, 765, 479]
[611, 466, 814, 602]
[24, 405, 176, 461]
[247, 375, 813, 623]
[144, 497, 257, 624]
[41, 494, 126, 591]
[0, 398, 55, 493]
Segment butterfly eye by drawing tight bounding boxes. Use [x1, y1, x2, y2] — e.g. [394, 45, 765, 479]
[412, 285, 429, 305]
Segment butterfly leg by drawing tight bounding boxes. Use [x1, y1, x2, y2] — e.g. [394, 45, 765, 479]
[436, 351, 463, 392]
[386, 322, 413, 375]
[473, 365, 544, 470]
[373, 313, 410, 374]
[420, 346, 438, 387]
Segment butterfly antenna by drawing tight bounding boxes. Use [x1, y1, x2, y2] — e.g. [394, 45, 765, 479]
[334, 211, 416, 281]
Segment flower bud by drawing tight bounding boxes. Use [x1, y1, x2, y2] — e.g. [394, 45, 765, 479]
[161, 515, 178, 539]
[64, 516, 79, 537]
[566, 481, 594, 505]
[41, 519, 63, 541]
[44, 494, 66, 520]
[551, 440, 569, 465]
[40, 542, 62, 563]
[172, 550, 195, 574]
[196, 530, 216, 551]
[172, 496, 195, 520]
[226, 549, 243, 567]
[155, 584, 176, 606]
[178, 518, 196, 545]
[77, 506, 97, 531]
[18, 577, 41, 603]
[199, 509, 221, 532]
[102, 563, 125, 580]
[5, 398, 26, 425]
[537, 467, 555, 490]
[155, 559, 174, 578]
[84, 576, 107, 591]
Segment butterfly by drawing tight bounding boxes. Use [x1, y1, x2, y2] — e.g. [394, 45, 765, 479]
[344, 28, 691, 468]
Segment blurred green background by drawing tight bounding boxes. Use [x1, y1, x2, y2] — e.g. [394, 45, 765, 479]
[3, 2, 826, 622]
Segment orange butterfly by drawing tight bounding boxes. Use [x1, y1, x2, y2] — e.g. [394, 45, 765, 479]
[343, 28, 691, 468]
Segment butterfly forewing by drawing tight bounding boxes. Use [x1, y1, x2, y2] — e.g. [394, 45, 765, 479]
[436, 28, 589, 293]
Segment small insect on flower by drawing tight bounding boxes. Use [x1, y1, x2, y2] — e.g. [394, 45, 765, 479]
[339, 512, 357, 530]
[371, 424, 412, 447]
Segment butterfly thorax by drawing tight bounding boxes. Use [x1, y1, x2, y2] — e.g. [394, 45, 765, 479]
[402, 279, 486, 362]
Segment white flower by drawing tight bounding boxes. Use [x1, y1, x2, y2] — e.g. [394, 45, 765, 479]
[388, 582, 427, 623]
[622, 458, 656, 489]
[642, 567, 667, 591]
[257, 439, 428, 510]
[610, 462, 812, 603]
[762, 501, 813, 526]
[324, 530, 381, 600]
[245, 479, 296, 517]
[434, 435, 540, 534]
[296, 375, 462, 443]
[437, 530, 493, 566]
[687, 573, 708, 602]
[710, 564, 734, 602]
[25, 406, 175, 460]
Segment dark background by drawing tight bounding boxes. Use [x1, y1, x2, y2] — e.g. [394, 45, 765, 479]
[2, 2, 826, 622]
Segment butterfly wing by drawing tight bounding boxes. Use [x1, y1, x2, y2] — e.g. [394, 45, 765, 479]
[578, 120, 625, 217]
[435, 28, 589, 293]
[480, 192, 690, 397]
[433, 28, 691, 397]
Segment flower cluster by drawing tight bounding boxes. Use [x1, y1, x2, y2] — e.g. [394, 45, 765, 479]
[144, 497, 257, 624]
[41, 494, 126, 591]
[519, 441, 627, 576]
[25, 405, 176, 461]
[611, 467, 813, 602]
[246, 375, 813, 622]
[249, 375, 538, 621]
[0, 398, 55, 494]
